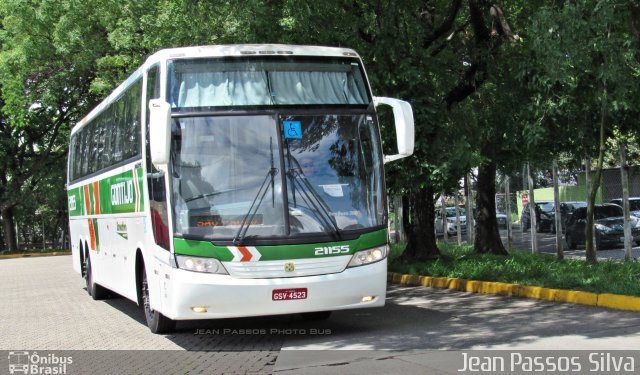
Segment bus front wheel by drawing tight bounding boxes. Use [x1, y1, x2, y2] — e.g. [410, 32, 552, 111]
[141, 268, 175, 334]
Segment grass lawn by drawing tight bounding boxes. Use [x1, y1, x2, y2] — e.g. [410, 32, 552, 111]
[388, 243, 640, 296]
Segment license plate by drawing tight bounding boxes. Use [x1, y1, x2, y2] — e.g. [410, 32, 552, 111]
[272, 288, 307, 301]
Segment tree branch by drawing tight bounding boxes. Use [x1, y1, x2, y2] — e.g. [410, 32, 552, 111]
[444, 1, 515, 109]
[423, 0, 463, 49]
[490, 4, 519, 42]
[430, 22, 469, 57]
[444, 61, 485, 108]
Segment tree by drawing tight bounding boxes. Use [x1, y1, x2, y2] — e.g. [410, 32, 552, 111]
[522, 0, 640, 263]
[5, 0, 638, 262]
[0, 0, 111, 250]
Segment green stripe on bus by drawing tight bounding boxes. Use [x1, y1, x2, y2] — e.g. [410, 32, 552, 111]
[93, 218, 100, 251]
[137, 167, 145, 212]
[67, 187, 84, 217]
[173, 229, 388, 261]
[68, 166, 144, 216]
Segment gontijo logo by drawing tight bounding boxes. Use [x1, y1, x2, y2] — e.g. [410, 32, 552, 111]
[314, 245, 349, 256]
[110, 180, 134, 206]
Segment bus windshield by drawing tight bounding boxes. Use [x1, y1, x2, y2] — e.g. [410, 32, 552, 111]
[171, 113, 384, 241]
[167, 57, 370, 109]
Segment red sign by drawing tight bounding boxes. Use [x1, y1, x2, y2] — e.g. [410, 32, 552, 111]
[521, 194, 529, 205]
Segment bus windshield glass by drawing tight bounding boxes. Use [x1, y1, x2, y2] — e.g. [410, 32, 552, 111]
[171, 113, 384, 241]
[167, 57, 370, 109]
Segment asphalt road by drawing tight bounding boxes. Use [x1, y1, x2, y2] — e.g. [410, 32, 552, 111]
[1, 256, 639, 374]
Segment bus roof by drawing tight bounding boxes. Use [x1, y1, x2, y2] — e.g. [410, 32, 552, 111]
[146, 44, 361, 62]
[71, 44, 361, 135]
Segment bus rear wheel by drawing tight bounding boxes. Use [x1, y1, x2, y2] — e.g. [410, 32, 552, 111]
[85, 256, 109, 300]
[141, 268, 175, 334]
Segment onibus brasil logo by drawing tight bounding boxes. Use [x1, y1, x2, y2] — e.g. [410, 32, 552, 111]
[8, 351, 72, 374]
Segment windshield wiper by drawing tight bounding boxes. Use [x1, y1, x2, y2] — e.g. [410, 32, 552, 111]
[281, 127, 340, 239]
[185, 191, 222, 203]
[287, 160, 341, 239]
[233, 138, 278, 245]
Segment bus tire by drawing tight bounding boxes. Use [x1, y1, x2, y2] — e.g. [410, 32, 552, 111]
[80, 243, 87, 278]
[85, 256, 109, 300]
[141, 267, 175, 334]
[301, 311, 332, 321]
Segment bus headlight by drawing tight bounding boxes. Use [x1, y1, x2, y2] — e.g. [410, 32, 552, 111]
[347, 245, 388, 267]
[175, 255, 228, 274]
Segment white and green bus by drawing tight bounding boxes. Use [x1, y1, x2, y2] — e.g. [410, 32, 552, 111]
[67, 45, 414, 333]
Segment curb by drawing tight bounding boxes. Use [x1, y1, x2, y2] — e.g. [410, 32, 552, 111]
[388, 272, 640, 313]
[0, 252, 71, 260]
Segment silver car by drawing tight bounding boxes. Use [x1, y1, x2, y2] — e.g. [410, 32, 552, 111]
[435, 207, 467, 235]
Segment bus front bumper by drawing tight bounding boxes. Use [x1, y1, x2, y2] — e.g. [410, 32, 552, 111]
[161, 259, 387, 320]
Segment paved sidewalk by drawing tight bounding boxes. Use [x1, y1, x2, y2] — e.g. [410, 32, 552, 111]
[0, 255, 281, 373]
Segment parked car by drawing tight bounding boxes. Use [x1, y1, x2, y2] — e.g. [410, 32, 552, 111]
[496, 211, 508, 229]
[549, 201, 587, 234]
[521, 201, 553, 232]
[522, 201, 587, 233]
[435, 207, 467, 235]
[564, 204, 640, 250]
[609, 198, 640, 218]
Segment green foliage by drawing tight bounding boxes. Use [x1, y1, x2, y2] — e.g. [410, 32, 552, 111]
[390, 243, 640, 296]
[1, 0, 640, 255]
[521, 0, 640, 164]
[603, 131, 640, 167]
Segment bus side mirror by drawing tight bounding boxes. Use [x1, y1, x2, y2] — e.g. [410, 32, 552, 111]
[373, 97, 415, 163]
[149, 99, 172, 165]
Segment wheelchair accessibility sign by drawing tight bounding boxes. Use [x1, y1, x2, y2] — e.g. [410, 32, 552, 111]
[283, 120, 302, 139]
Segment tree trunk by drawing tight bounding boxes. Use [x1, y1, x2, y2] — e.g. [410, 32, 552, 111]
[1, 205, 18, 252]
[465, 173, 475, 243]
[505, 174, 512, 252]
[585, 87, 607, 264]
[402, 184, 440, 261]
[620, 142, 632, 261]
[473, 162, 508, 254]
[454, 189, 462, 245]
[552, 159, 564, 260]
[440, 192, 448, 243]
[527, 162, 538, 253]
[402, 194, 410, 242]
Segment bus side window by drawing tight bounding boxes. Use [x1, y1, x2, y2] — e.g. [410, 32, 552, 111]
[88, 122, 98, 175]
[124, 82, 142, 159]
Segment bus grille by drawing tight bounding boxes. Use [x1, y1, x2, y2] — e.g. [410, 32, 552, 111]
[222, 255, 351, 279]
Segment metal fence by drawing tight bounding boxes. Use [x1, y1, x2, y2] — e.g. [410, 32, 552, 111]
[511, 161, 640, 261]
[391, 162, 640, 262]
